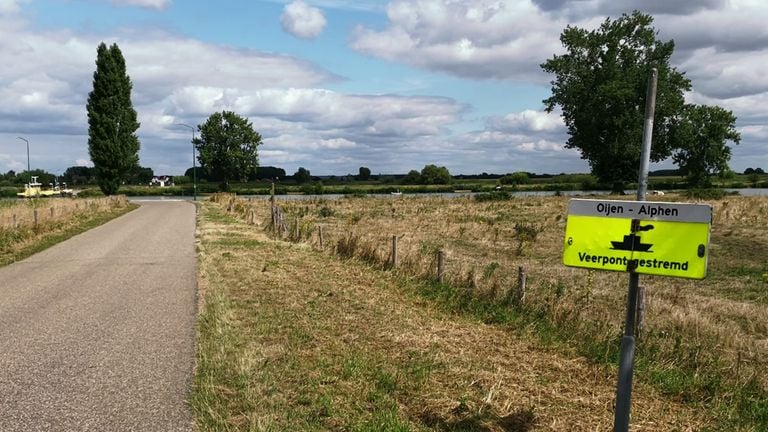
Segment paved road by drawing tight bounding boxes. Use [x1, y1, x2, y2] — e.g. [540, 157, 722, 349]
[0, 200, 197, 432]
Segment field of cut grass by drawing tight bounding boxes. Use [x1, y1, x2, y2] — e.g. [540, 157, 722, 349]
[0, 196, 135, 266]
[198, 192, 768, 431]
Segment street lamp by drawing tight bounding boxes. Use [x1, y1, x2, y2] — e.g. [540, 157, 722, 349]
[177, 123, 197, 201]
[17, 137, 30, 183]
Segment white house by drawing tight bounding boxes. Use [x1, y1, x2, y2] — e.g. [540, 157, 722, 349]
[150, 175, 174, 187]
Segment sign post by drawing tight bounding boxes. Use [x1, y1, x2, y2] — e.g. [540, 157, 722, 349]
[561, 69, 712, 431]
[613, 67, 656, 432]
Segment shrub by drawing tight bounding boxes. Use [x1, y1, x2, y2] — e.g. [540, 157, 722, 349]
[500, 172, 530, 185]
[474, 191, 511, 202]
[685, 189, 728, 199]
[318, 206, 335, 218]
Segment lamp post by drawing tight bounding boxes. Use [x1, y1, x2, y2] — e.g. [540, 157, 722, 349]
[17, 136, 30, 183]
[177, 123, 197, 201]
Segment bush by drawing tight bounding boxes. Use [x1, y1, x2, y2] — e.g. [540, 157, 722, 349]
[0, 187, 19, 198]
[500, 172, 530, 185]
[318, 206, 335, 217]
[474, 191, 511, 202]
[685, 189, 729, 199]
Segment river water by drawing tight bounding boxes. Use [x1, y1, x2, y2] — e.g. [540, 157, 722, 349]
[5, 188, 760, 203]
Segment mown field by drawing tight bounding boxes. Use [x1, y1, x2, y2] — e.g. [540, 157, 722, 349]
[194, 192, 768, 431]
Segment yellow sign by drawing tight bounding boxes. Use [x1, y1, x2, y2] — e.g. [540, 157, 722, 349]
[563, 199, 712, 279]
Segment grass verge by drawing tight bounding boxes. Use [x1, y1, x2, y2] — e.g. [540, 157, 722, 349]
[0, 202, 137, 267]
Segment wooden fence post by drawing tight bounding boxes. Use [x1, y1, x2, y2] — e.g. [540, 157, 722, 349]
[318, 226, 324, 250]
[12, 214, 16, 228]
[391, 235, 398, 268]
[33, 209, 39, 226]
[271, 205, 276, 233]
[50, 207, 54, 218]
[515, 266, 526, 305]
[437, 250, 445, 282]
[294, 217, 300, 240]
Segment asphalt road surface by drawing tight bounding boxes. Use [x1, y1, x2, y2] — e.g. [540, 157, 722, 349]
[0, 200, 197, 432]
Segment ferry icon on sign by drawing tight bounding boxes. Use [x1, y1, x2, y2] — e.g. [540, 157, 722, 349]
[610, 223, 655, 252]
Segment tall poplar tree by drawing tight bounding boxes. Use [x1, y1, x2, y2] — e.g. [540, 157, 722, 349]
[87, 42, 140, 195]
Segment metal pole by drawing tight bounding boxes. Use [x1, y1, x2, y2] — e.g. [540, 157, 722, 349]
[614, 68, 657, 432]
[17, 137, 29, 182]
[177, 124, 197, 201]
[636, 68, 657, 202]
[191, 129, 197, 201]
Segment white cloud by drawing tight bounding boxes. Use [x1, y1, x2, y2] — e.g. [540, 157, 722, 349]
[0, 20, 340, 174]
[226, 88, 464, 139]
[487, 109, 565, 134]
[518, 139, 564, 152]
[280, 1, 327, 39]
[533, 0, 726, 18]
[111, 0, 171, 10]
[263, 0, 383, 12]
[352, 0, 568, 81]
[0, 0, 23, 14]
[0, 15, 474, 176]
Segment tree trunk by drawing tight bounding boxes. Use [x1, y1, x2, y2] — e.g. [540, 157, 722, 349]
[611, 182, 626, 195]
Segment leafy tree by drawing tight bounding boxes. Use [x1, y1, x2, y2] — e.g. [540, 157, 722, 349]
[173, 175, 191, 185]
[184, 166, 209, 182]
[194, 111, 262, 191]
[125, 166, 154, 185]
[756, 168, 765, 174]
[87, 42, 141, 195]
[671, 104, 740, 188]
[718, 169, 736, 180]
[358, 166, 371, 181]
[500, 172, 530, 185]
[402, 170, 421, 184]
[541, 11, 691, 193]
[62, 166, 96, 185]
[21, 169, 56, 186]
[251, 166, 286, 180]
[293, 167, 311, 184]
[744, 167, 755, 175]
[420, 164, 452, 184]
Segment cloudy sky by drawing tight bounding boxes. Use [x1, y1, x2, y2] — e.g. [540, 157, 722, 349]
[0, 0, 765, 176]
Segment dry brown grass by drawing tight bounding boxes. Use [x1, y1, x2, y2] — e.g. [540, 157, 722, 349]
[0, 196, 134, 267]
[0, 196, 128, 229]
[225, 194, 768, 360]
[208, 192, 768, 429]
[194, 199, 707, 431]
